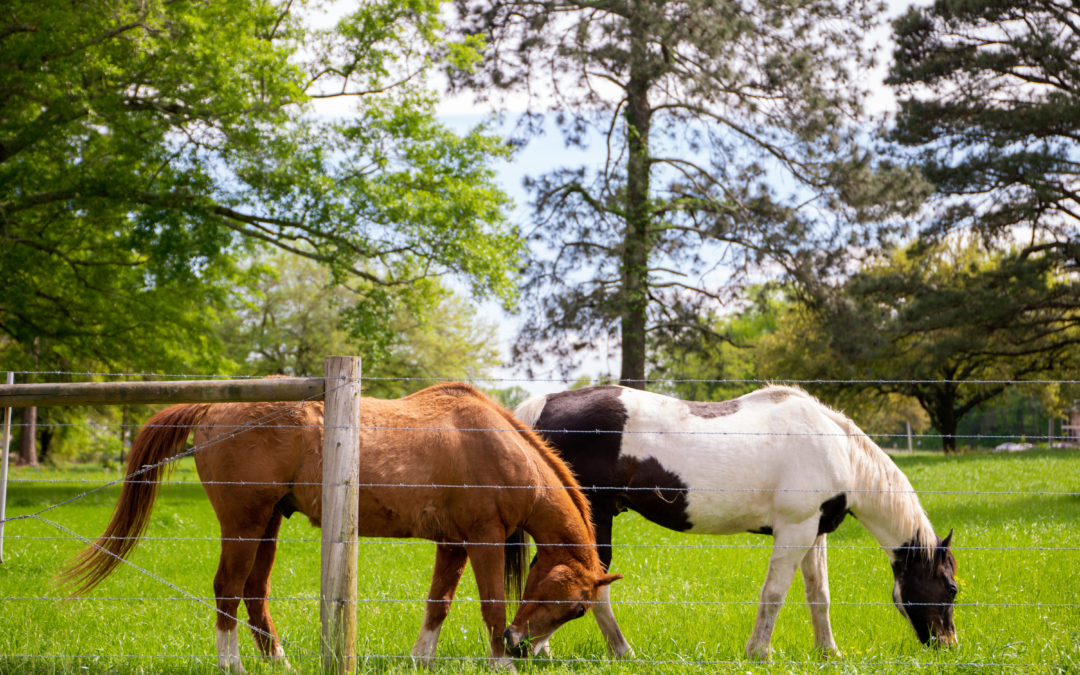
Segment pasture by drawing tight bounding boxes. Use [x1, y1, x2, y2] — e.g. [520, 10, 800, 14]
[0, 447, 1078, 673]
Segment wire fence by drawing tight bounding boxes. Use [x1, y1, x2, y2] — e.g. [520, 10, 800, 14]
[1, 371, 1078, 672]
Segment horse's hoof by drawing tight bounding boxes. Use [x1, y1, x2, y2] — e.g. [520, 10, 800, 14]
[744, 645, 772, 662]
[217, 659, 247, 674]
[491, 656, 517, 672]
[612, 646, 635, 660]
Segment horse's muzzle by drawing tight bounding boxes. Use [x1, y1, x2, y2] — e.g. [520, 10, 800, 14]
[502, 628, 528, 658]
[932, 631, 958, 648]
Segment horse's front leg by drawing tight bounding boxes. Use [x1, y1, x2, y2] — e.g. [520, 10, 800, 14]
[589, 508, 633, 659]
[746, 520, 818, 660]
[800, 533, 839, 656]
[412, 544, 468, 667]
[465, 540, 514, 671]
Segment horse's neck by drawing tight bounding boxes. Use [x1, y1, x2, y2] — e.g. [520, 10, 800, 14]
[847, 438, 935, 554]
[525, 488, 597, 567]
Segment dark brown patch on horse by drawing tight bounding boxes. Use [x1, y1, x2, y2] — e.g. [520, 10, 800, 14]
[614, 456, 692, 531]
[535, 386, 628, 495]
[685, 399, 740, 418]
[817, 493, 849, 535]
[748, 526, 773, 536]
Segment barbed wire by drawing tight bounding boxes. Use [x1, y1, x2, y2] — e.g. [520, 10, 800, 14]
[7, 477, 1078, 498]
[0, 594, 1076, 609]
[5, 419, 1076, 446]
[0, 652, 1073, 670]
[7, 370, 1080, 386]
[7, 534, 1079, 552]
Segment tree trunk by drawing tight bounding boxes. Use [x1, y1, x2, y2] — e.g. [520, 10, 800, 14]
[619, 1, 652, 390]
[18, 406, 38, 466]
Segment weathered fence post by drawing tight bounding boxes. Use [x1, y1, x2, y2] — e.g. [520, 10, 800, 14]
[321, 356, 362, 673]
[1, 371, 14, 563]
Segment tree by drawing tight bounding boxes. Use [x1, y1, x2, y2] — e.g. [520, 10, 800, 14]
[649, 286, 780, 402]
[219, 253, 503, 397]
[759, 241, 1080, 452]
[452, 0, 926, 386]
[887, 0, 1079, 298]
[0, 0, 517, 376]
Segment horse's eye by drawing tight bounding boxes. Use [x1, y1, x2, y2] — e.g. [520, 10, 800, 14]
[947, 582, 958, 598]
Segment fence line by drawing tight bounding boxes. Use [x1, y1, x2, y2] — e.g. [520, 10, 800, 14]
[8, 534, 1078, 552]
[2, 653, 1074, 670]
[4, 419, 1073, 445]
[2, 594, 1078, 609]
[9, 370, 1080, 386]
[2, 368, 1077, 672]
[8, 476, 1079, 497]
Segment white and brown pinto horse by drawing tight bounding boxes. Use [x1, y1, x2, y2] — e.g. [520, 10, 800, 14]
[60, 383, 619, 670]
[515, 384, 958, 659]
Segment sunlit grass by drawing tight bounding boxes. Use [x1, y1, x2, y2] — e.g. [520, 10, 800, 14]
[1, 448, 1078, 673]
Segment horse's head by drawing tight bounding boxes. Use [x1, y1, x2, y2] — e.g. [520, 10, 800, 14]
[503, 555, 621, 657]
[892, 530, 958, 647]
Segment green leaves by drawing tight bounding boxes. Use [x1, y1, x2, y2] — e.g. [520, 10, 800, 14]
[1, 0, 516, 373]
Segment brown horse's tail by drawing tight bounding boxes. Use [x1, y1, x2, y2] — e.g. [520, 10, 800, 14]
[56, 403, 210, 595]
[504, 528, 530, 601]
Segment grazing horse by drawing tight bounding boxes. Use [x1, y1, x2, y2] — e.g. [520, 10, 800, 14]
[515, 384, 958, 659]
[60, 383, 619, 671]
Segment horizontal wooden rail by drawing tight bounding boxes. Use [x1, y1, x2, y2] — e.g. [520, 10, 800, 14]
[0, 377, 324, 408]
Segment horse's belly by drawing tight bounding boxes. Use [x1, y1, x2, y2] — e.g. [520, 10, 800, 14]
[684, 493, 772, 535]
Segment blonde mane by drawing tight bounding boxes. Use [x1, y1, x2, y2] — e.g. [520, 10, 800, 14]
[811, 396, 937, 557]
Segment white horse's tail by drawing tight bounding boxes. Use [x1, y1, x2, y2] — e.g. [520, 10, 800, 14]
[514, 394, 548, 428]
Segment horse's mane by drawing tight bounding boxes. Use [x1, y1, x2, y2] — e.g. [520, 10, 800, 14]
[779, 388, 936, 558]
[495, 405, 596, 544]
[427, 383, 597, 544]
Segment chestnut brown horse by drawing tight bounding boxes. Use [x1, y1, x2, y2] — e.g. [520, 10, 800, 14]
[59, 383, 619, 671]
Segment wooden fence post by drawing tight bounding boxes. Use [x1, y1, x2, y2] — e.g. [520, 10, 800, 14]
[321, 356, 362, 673]
[1, 371, 14, 563]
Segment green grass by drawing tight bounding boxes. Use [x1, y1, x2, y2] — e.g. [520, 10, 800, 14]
[1, 449, 1078, 673]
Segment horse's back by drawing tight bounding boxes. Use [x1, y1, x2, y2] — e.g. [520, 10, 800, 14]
[356, 383, 548, 539]
[193, 401, 324, 519]
[522, 385, 856, 535]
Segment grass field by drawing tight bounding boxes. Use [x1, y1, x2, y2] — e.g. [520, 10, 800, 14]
[1, 448, 1078, 673]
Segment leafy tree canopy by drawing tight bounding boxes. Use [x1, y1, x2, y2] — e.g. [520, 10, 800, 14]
[0, 0, 518, 375]
[219, 253, 503, 397]
[760, 239, 1080, 452]
[888, 0, 1078, 255]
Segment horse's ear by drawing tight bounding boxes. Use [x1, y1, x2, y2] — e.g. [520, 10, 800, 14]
[940, 529, 953, 549]
[596, 573, 623, 588]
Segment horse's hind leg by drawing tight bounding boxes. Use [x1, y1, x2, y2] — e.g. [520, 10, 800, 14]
[800, 533, 839, 656]
[243, 511, 291, 668]
[412, 544, 468, 666]
[213, 506, 275, 673]
[746, 520, 818, 660]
